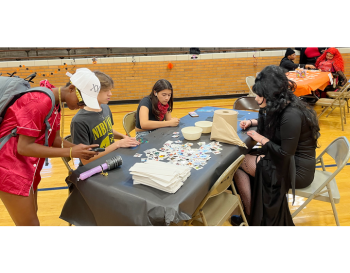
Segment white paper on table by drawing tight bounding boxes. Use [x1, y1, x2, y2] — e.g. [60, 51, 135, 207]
[129, 160, 191, 193]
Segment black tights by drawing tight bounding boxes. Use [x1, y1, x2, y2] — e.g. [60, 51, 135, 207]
[233, 154, 264, 215]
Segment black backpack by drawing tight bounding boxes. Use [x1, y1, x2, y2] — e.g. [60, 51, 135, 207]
[0, 76, 55, 151]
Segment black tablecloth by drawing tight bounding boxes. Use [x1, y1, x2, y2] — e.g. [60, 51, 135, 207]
[60, 107, 259, 226]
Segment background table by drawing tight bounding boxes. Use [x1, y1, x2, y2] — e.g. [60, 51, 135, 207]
[60, 107, 258, 226]
[287, 71, 331, 96]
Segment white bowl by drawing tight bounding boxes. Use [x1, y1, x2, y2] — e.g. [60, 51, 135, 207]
[195, 121, 213, 133]
[181, 126, 203, 140]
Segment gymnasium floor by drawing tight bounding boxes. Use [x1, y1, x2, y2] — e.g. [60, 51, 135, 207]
[0, 98, 349, 226]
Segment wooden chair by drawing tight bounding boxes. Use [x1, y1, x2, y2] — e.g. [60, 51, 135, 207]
[123, 111, 136, 137]
[233, 96, 259, 111]
[185, 155, 248, 226]
[315, 82, 350, 131]
[289, 137, 350, 226]
[246, 76, 256, 97]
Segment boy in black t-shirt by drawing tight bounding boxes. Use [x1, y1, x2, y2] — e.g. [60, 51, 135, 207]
[71, 71, 139, 165]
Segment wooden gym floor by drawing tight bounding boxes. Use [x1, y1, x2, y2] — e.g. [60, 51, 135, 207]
[0, 98, 349, 226]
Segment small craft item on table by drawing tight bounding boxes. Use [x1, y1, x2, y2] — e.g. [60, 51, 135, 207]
[129, 161, 191, 193]
[210, 109, 247, 148]
[142, 140, 222, 170]
[295, 67, 306, 78]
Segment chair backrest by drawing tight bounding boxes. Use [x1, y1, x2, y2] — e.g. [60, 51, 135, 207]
[317, 136, 350, 169]
[123, 111, 136, 137]
[246, 76, 256, 97]
[192, 155, 245, 217]
[233, 96, 260, 111]
[61, 135, 74, 175]
[331, 82, 350, 101]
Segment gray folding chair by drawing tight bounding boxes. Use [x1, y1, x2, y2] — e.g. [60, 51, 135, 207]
[233, 96, 259, 111]
[123, 111, 136, 137]
[60, 134, 74, 226]
[289, 137, 350, 226]
[315, 82, 350, 131]
[185, 155, 248, 226]
[246, 76, 256, 97]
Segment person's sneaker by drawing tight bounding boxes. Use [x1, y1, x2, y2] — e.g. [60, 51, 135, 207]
[230, 215, 243, 226]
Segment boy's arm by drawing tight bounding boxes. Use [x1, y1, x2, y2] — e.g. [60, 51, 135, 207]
[113, 129, 127, 139]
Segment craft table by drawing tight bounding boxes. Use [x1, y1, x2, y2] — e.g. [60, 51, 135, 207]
[60, 107, 258, 226]
[287, 71, 332, 97]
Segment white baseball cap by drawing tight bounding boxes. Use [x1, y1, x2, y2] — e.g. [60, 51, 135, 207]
[66, 68, 101, 109]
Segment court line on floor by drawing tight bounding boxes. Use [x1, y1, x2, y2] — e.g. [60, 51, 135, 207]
[38, 163, 350, 192]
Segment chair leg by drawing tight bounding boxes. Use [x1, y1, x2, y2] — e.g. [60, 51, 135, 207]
[199, 210, 208, 226]
[292, 194, 316, 218]
[326, 107, 336, 117]
[318, 107, 329, 118]
[340, 104, 344, 131]
[326, 184, 340, 226]
[237, 200, 249, 226]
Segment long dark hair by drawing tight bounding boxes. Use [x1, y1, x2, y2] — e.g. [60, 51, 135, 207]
[149, 79, 174, 120]
[253, 65, 320, 146]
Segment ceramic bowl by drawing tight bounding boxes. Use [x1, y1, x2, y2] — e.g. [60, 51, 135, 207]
[181, 126, 203, 140]
[195, 121, 213, 133]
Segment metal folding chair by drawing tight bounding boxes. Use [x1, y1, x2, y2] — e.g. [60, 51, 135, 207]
[246, 76, 256, 97]
[185, 155, 248, 226]
[60, 134, 74, 226]
[123, 111, 136, 137]
[315, 82, 350, 131]
[289, 137, 350, 226]
[233, 96, 259, 111]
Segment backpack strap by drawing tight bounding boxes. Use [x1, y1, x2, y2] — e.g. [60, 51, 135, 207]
[0, 128, 17, 150]
[25, 87, 55, 147]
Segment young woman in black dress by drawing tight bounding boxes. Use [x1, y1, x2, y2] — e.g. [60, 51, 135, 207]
[233, 65, 320, 226]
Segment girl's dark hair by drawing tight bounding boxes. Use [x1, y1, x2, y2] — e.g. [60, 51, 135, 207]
[253, 65, 320, 147]
[148, 79, 174, 120]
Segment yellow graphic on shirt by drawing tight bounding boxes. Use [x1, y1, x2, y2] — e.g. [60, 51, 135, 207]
[91, 116, 114, 148]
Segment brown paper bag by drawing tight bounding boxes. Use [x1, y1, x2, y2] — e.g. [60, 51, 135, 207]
[210, 115, 248, 148]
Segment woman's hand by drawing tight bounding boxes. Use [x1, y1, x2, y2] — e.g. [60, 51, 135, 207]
[240, 120, 252, 130]
[168, 118, 180, 127]
[116, 137, 140, 148]
[247, 131, 263, 142]
[72, 144, 99, 160]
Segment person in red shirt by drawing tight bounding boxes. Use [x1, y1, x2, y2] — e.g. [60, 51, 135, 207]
[0, 68, 101, 226]
[315, 47, 347, 86]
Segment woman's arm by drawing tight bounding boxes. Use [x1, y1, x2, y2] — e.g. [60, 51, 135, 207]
[139, 106, 179, 130]
[165, 111, 172, 121]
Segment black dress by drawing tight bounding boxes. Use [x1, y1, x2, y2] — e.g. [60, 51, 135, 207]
[250, 105, 317, 226]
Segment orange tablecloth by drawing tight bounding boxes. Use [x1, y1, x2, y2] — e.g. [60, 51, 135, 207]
[287, 71, 332, 96]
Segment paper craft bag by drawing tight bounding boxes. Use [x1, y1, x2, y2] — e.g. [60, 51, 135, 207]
[210, 113, 247, 148]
